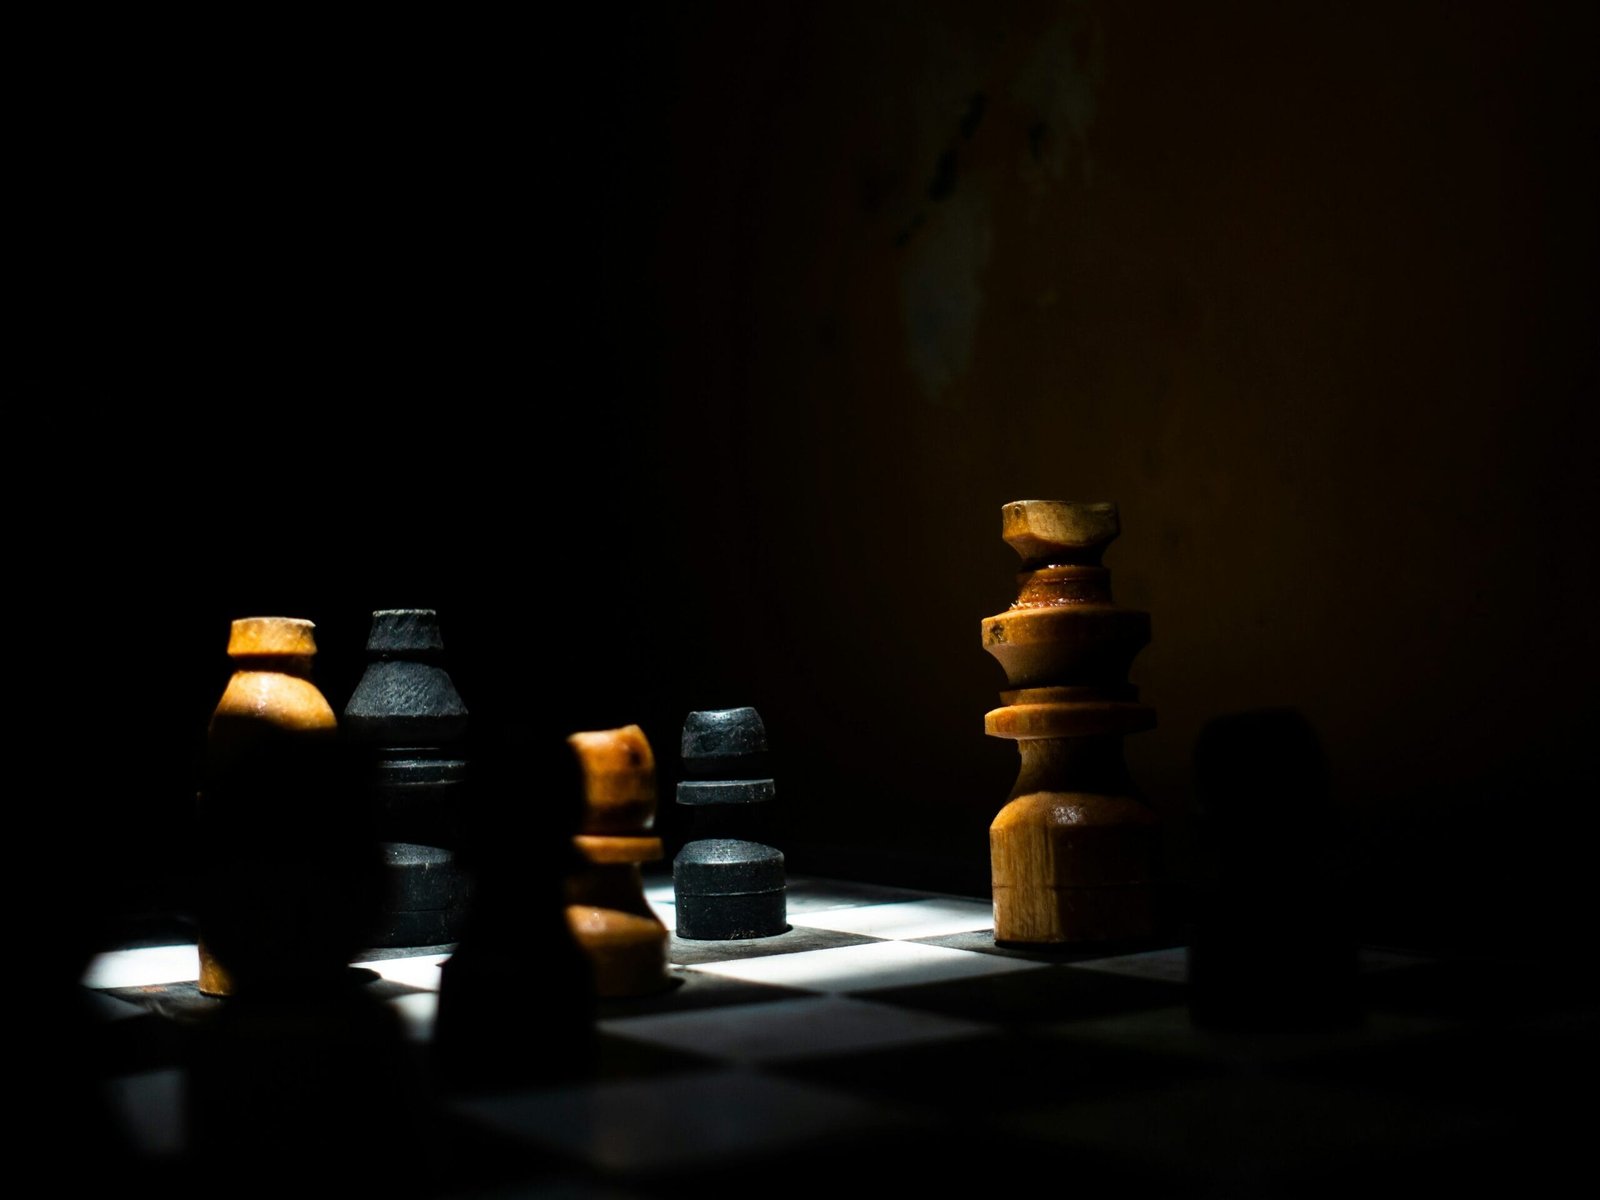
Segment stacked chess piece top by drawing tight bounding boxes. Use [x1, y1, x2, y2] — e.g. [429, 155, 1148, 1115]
[981, 501, 1160, 945]
[673, 707, 787, 940]
[343, 609, 470, 948]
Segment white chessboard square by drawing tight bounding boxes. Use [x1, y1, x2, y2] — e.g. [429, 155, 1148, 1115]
[353, 952, 451, 991]
[788, 897, 994, 940]
[647, 898, 676, 926]
[82, 944, 199, 990]
[687, 938, 1045, 993]
[452, 1068, 910, 1173]
[641, 877, 677, 925]
[601, 994, 992, 1063]
[387, 992, 440, 1043]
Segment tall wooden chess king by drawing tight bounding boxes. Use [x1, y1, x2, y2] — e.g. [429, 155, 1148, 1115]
[981, 500, 1159, 945]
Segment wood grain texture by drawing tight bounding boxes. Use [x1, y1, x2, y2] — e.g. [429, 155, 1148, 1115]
[983, 503, 1160, 945]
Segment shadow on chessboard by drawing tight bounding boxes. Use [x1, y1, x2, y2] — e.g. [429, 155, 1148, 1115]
[68, 866, 1600, 1198]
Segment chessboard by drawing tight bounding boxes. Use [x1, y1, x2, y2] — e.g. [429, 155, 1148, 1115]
[81, 871, 1592, 1197]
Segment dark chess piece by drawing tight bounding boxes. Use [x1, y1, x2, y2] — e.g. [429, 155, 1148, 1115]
[981, 501, 1160, 945]
[187, 984, 428, 1195]
[343, 609, 470, 947]
[1187, 709, 1361, 1031]
[565, 725, 672, 997]
[673, 707, 787, 939]
[197, 617, 383, 996]
[434, 731, 596, 1092]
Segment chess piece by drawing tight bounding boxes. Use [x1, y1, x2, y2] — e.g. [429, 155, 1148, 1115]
[673, 707, 787, 939]
[187, 983, 425, 1192]
[1188, 709, 1360, 1031]
[197, 617, 382, 996]
[434, 731, 596, 1091]
[343, 609, 470, 947]
[566, 725, 671, 996]
[981, 501, 1160, 945]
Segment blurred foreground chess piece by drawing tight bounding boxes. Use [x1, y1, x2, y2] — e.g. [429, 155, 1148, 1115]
[196, 617, 382, 996]
[1187, 709, 1360, 1031]
[187, 980, 425, 1194]
[434, 732, 595, 1091]
[982, 501, 1160, 945]
[344, 609, 470, 947]
[566, 725, 671, 996]
[673, 707, 787, 939]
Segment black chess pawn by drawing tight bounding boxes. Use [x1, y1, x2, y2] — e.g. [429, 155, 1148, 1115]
[343, 609, 470, 948]
[673, 707, 787, 939]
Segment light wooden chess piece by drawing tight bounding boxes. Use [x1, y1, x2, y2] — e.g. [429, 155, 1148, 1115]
[198, 616, 381, 996]
[982, 501, 1160, 945]
[566, 725, 671, 996]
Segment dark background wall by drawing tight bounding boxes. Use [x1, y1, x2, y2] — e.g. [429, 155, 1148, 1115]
[42, 2, 1596, 957]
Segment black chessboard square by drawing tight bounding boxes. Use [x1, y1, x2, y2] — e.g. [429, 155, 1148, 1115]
[1359, 958, 1593, 1024]
[774, 1025, 1211, 1113]
[666, 923, 879, 965]
[861, 961, 1187, 1025]
[598, 969, 814, 1018]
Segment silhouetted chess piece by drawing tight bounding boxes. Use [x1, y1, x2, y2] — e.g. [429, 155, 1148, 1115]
[196, 617, 382, 996]
[1187, 709, 1361, 1031]
[187, 984, 428, 1196]
[673, 707, 787, 939]
[981, 501, 1160, 945]
[565, 725, 671, 997]
[434, 731, 596, 1092]
[343, 609, 470, 947]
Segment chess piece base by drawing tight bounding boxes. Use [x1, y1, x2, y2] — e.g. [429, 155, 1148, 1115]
[565, 904, 670, 997]
[990, 789, 1158, 944]
[673, 838, 787, 940]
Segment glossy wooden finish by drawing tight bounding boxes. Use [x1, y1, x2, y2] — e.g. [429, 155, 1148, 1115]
[983, 502, 1160, 945]
[198, 617, 349, 997]
[566, 725, 671, 997]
